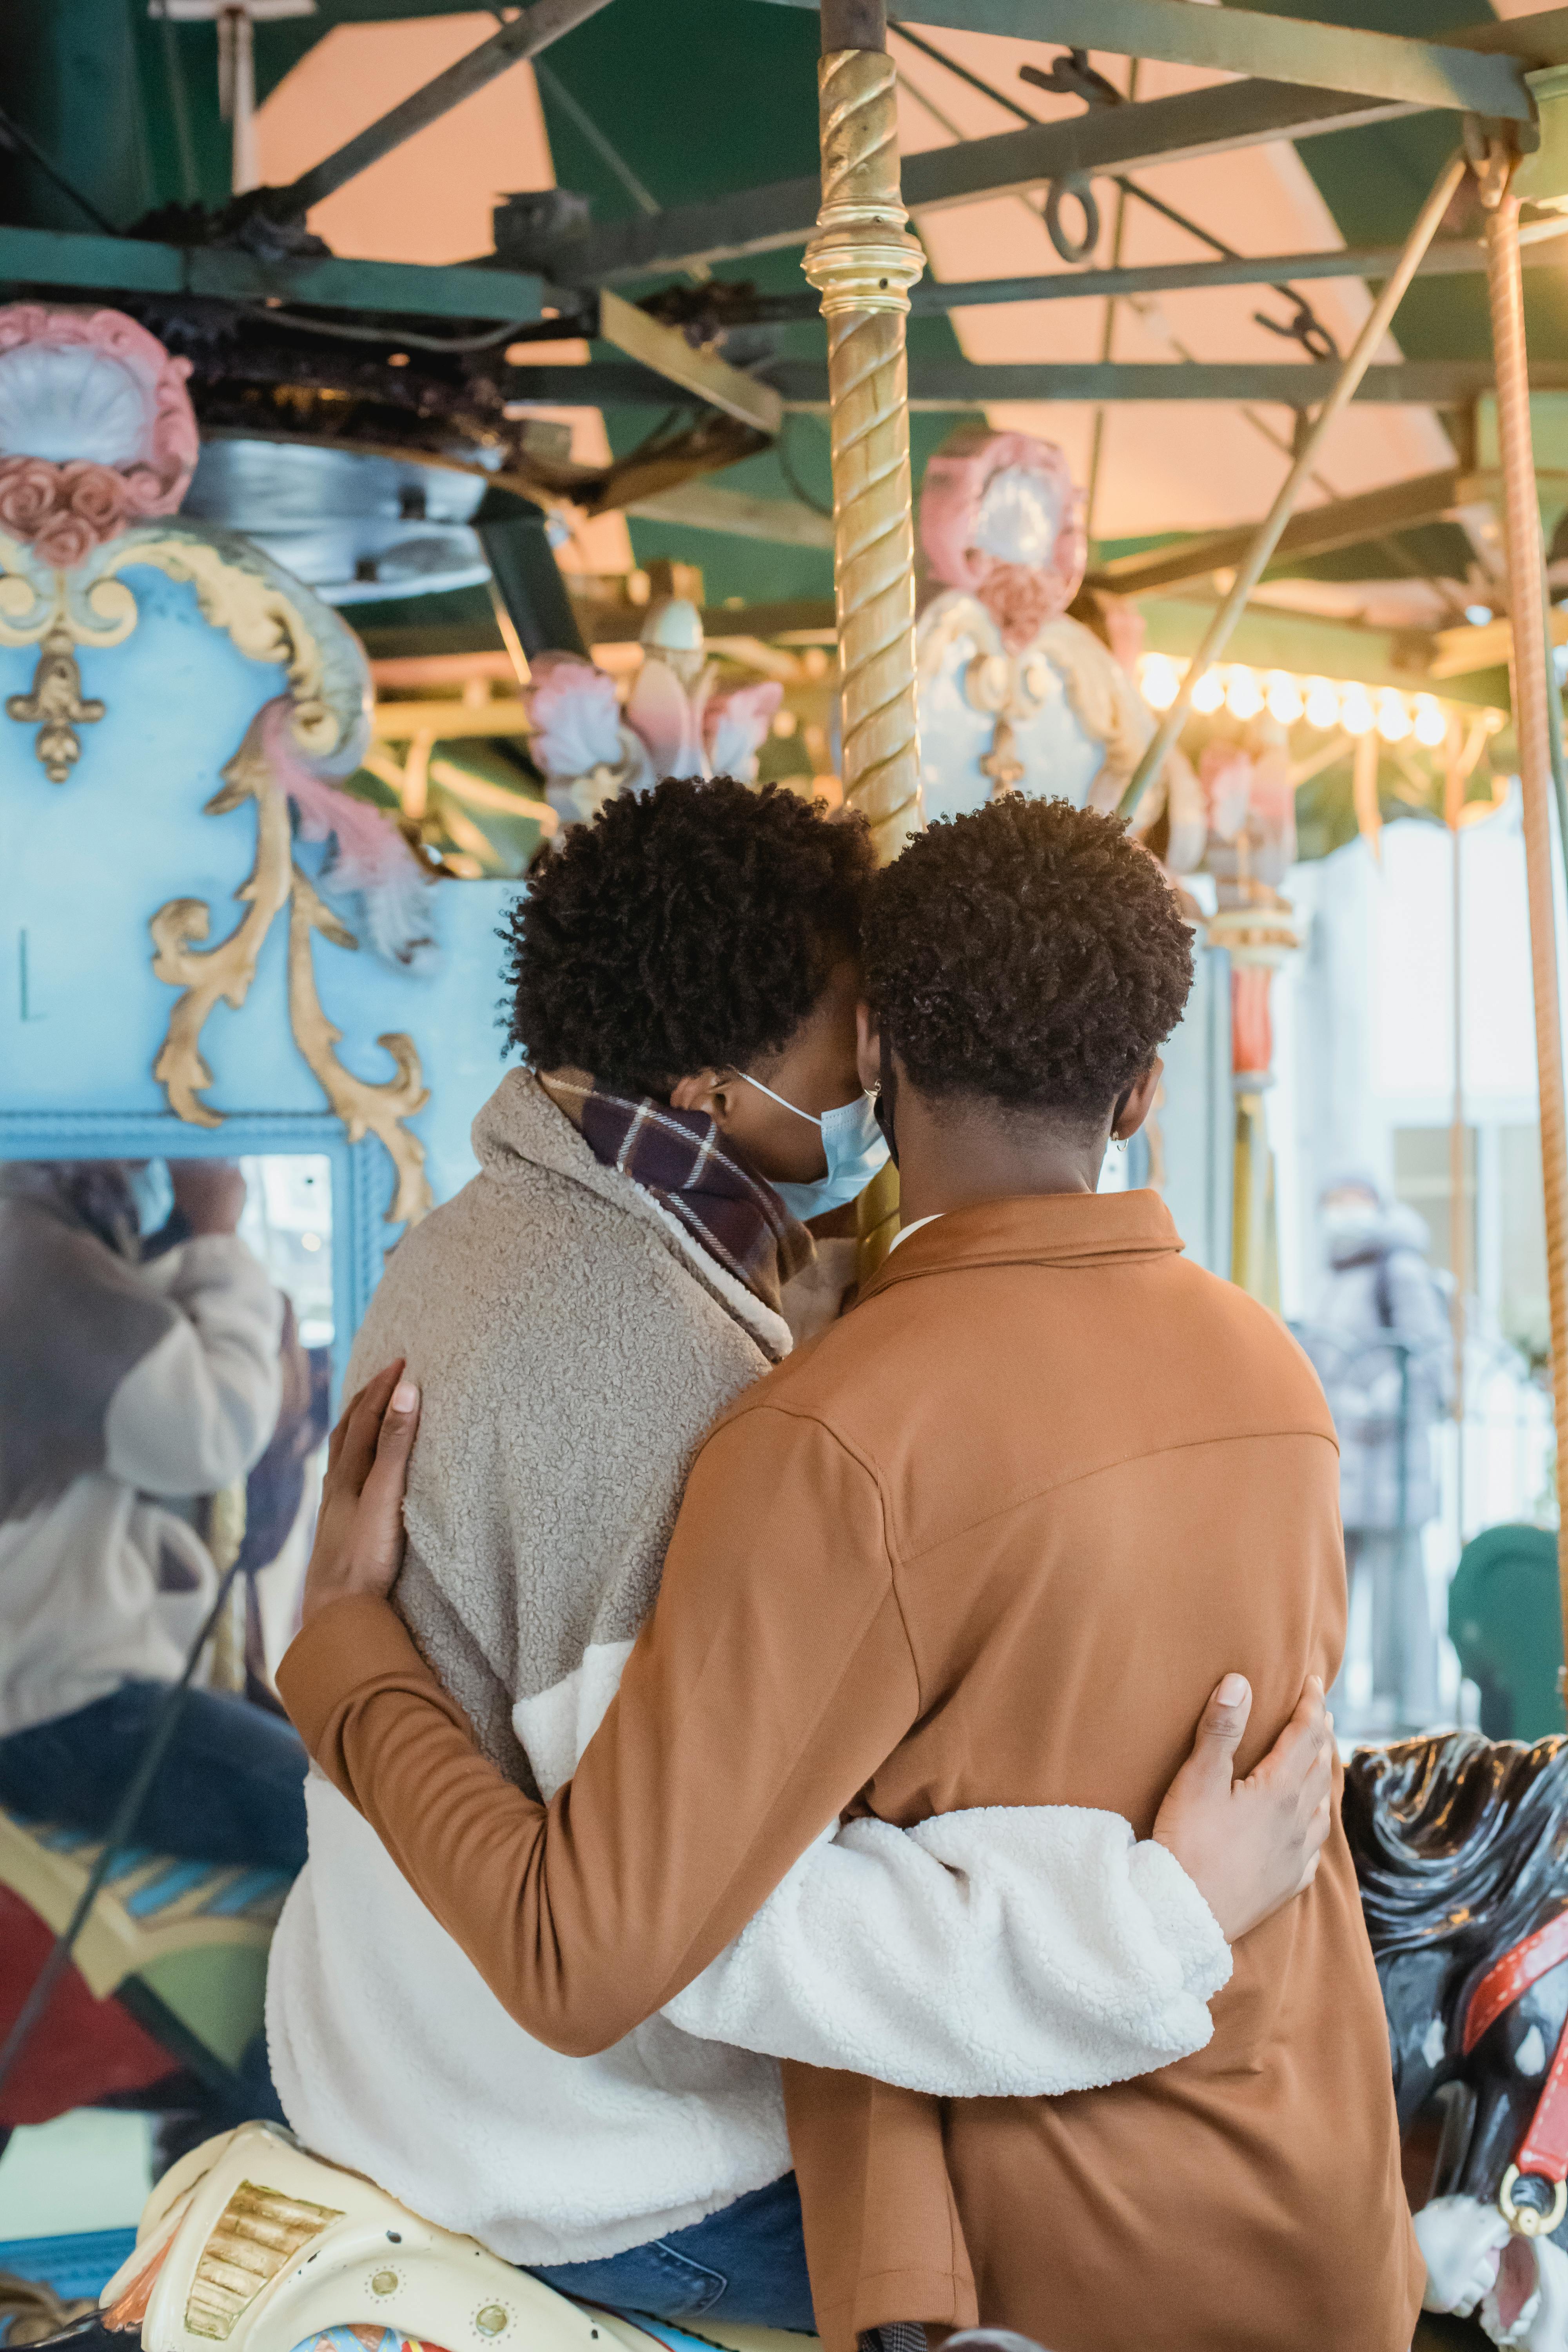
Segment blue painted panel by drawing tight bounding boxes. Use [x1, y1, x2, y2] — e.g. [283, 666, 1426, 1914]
[0, 2227, 139, 2302]
[0, 563, 522, 1356]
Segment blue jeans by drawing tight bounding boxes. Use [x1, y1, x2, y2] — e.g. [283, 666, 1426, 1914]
[0, 1679, 309, 1870]
[530, 2172, 814, 2332]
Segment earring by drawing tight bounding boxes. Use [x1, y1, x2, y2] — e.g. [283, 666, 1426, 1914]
[1113, 1136, 1127, 1155]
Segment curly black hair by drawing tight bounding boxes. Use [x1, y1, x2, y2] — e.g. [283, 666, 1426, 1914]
[861, 796, 1193, 1120]
[504, 776, 875, 1094]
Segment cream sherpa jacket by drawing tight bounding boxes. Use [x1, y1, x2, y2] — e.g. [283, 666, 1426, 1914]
[267, 1071, 1229, 2266]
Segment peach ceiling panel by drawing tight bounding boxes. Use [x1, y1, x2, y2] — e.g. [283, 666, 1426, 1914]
[255, 17, 630, 572]
[892, 29, 1453, 542]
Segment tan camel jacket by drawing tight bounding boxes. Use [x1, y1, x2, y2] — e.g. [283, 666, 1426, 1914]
[280, 1189, 1420, 2352]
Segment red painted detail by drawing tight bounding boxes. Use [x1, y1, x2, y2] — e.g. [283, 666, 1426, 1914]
[0, 1886, 176, 2125]
[1464, 1910, 1568, 2054]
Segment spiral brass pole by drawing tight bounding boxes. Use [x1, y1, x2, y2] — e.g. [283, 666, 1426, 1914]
[1483, 166, 1568, 1641]
[804, 5, 926, 867]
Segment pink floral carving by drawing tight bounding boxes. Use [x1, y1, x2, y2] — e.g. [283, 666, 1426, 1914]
[920, 425, 1087, 634]
[0, 304, 197, 570]
[0, 457, 58, 538]
[975, 560, 1061, 653]
[32, 510, 98, 572]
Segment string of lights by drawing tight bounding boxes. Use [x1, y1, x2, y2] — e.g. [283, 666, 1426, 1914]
[1134, 654, 1505, 748]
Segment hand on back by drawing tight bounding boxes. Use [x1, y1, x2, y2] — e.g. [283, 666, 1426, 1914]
[301, 1364, 1334, 1948]
[1153, 1673, 1334, 1941]
[301, 1360, 422, 1625]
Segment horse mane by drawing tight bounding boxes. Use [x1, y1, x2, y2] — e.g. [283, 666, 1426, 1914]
[1344, 1730, 1568, 1965]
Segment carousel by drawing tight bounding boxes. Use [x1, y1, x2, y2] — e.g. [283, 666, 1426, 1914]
[2, 1, 1568, 2348]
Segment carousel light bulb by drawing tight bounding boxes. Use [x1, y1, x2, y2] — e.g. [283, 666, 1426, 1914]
[1266, 671, 1304, 725]
[1414, 695, 1446, 748]
[1140, 653, 1182, 711]
[1304, 677, 1340, 730]
[1376, 690, 1412, 743]
[1340, 686, 1376, 737]
[1190, 668, 1225, 715]
[1225, 666, 1264, 720]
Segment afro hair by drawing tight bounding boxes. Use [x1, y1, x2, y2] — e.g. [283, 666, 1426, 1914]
[503, 776, 875, 1096]
[862, 795, 1194, 1121]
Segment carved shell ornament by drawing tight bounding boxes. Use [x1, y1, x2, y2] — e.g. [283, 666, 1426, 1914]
[0, 302, 433, 1230]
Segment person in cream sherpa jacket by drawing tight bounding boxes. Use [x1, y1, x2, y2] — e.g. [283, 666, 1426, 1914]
[267, 780, 1329, 2326]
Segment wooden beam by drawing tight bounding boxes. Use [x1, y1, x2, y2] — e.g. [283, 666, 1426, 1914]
[371, 700, 532, 738]
[1430, 604, 1568, 677]
[621, 481, 834, 545]
[597, 289, 782, 434]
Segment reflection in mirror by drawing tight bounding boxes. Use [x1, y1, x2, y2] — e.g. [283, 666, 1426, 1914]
[0, 1154, 334, 1719]
[236, 1154, 335, 1351]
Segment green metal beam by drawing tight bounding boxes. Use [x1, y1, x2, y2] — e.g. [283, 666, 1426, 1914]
[552, 79, 1405, 285]
[1089, 465, 1568, 595]
[765, 358, 1568, 408]
[715, 219, 1568, 320]
[757, 0, 1539, 118]
[0, 223, 549, 322]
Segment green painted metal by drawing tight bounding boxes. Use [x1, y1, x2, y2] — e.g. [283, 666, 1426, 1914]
[1449, 1524, 1567, 1743]
[0, 223, 548, 323]
[759, 0, 1537, 117]
[1515, 65, 1568, 209]
[556, 79, 1403, 285]
[531, 0, 978, 613]
[760, 357, 1568, 405]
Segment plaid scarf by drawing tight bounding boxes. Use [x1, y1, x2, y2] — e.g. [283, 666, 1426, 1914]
[542, 1072, 812, 1317]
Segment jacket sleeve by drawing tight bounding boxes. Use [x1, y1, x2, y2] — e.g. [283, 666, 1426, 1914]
[662, 1803, 1231, 2095]
[280, 1405, 922, 2056]
[104, 1237, 284, 1497]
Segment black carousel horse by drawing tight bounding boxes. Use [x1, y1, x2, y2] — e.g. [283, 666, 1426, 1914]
[1346, 1732, 1568, 2346]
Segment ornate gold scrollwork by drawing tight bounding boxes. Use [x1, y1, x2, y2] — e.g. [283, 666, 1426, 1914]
[287, 863, 434, 1232]
[0, 524, 355, 780]
[149, 707, 432, 1230]
[149, 713, 294, 1127]
[0, 542, 138, 780]
[98, 534, 336, 757]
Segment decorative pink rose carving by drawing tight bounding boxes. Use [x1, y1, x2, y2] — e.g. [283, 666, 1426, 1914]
[33, 511, 98, 571]
[0, 457, 59, 537]
[0, 304, 198, 564]
[61, 461, 133, 535]
[975, 559, 1060, 653]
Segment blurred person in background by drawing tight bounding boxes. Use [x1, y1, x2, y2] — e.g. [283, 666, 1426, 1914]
[0, 1157, 302, 1867]
[1302, 1173, 1452, 1735]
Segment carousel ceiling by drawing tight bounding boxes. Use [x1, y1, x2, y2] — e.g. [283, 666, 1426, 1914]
[0, 0, 1564, 676]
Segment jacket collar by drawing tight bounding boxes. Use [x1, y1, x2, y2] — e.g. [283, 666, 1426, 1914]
[861, 1188, 1184, 1302]
[471, 1069, 793, 1361]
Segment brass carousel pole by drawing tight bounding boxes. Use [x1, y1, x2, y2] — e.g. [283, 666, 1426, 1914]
[805, 0, 924, 1275]
[1479, 147, 1568, 1642]
[805, 0, 925, 865]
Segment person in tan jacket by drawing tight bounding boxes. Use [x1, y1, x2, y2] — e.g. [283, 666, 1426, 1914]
[281, 795, 1416, 2352]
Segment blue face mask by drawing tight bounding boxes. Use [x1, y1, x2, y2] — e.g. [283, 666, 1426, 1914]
[741, 1077, 890, 1223]
[126, 1157, 175, 1239]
